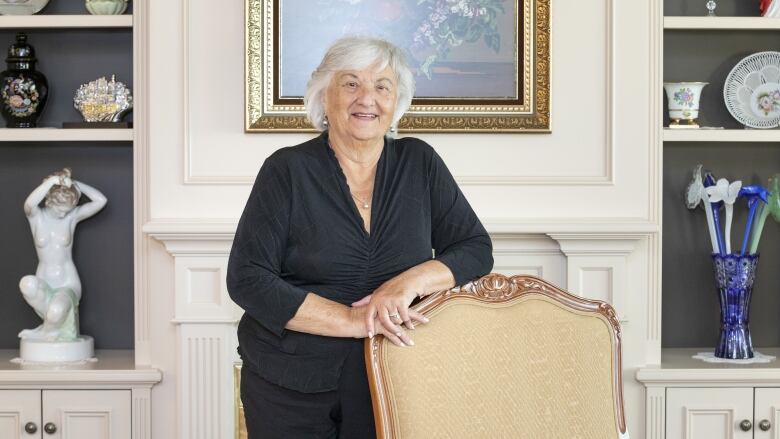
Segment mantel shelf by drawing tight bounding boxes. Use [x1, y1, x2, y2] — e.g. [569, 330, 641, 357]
[663, 128, 780, 142]
[0, 14, 132, 29]
[0, 128, 133, 142]
[664, 16, 780, 30]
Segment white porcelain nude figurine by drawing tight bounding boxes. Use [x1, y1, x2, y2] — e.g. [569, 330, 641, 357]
[18, 168, 106, 349]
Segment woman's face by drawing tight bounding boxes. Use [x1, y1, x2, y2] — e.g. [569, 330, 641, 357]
[322, 64, 398, 145]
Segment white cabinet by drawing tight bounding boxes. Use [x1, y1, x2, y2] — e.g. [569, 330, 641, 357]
[0, 390, 39, 439]
[0, 350, 160, 439]
[664, 387, 780, 439]
[42, 390, 131, 439]
[755, 389, 780, 439]
[638, 348, 780, 439]
[0, 390, 130, 439]
[666, 388, 754, 439]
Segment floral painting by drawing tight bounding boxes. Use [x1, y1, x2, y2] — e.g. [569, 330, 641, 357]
[245, 0, 551, 132]
[280, 0, 516, 99]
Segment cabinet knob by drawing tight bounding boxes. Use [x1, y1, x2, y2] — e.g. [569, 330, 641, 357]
[740, 419, 753, 431]
[43, 422, 57, 434]
[24, 422, 37, 434]
[760, 419, 772, 431]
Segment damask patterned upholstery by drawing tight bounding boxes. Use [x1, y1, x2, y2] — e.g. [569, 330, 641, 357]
[366, 274, 628, 439]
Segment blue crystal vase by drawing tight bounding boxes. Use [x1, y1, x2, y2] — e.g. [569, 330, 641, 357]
[712, 253, 759, 359]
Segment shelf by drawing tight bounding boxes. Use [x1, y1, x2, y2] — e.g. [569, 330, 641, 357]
[0, 14, 132, 29]
[0, 350, 161, 386]
[637, 348, 780, 386]
[664, 16, 780, 30]
[0, 128, 133, 142]
[663, 128, 780, 142]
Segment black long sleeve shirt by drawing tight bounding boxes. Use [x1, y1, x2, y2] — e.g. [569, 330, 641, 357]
[227, 132, 493, 393]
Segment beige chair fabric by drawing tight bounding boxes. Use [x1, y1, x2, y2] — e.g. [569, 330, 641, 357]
[366, 274, 627, 439]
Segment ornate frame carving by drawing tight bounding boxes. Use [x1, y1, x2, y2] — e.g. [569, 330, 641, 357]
[245, 0, 550, 132]
[365, 273, 627, 438]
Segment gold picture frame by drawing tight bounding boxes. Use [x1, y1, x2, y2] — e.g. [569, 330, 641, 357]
[245, 0, 550, 133]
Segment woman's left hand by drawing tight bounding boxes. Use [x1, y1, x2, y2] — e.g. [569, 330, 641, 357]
[359, 273, 428, 338]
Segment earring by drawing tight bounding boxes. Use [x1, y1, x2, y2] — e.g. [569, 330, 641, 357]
[322, 117, 329, 128]
[389, 126, 396, 133]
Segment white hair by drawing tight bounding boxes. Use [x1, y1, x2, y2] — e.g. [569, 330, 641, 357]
[303, 36, 415, 134]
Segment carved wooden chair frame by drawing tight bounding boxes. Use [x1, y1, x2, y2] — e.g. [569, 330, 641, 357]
[364, 273, 628, 438]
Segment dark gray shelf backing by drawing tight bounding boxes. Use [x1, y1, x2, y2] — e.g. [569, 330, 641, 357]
[665, 0, 760, 17]
[30, 0, 133, 15]
[663, 31, 780, 129]
[663, 143, 780, 348]
[0, 142, 134, 349]
[0, 29, 133, 128]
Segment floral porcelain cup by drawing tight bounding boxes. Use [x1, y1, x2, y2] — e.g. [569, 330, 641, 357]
[664, 82, 708, 128]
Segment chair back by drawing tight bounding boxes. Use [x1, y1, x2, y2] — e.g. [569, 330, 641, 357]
[365, 274, 627, 439]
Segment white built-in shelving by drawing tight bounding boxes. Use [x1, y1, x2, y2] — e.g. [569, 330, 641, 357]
[663, 16, 780, 140]
[0, 128, 133, 142]
[0, 14, 134, 142]
[0, 14, 131, 29]
[663, 128, 780, 142]
[664, 16, 780, 30]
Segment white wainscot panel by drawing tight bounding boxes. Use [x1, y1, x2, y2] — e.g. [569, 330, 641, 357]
[548, 234, 645, 324]
[492, 235, 566, 288]
[175, 257, 233, 320]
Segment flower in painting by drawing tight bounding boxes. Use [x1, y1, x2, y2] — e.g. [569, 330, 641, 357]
[314, 0, 507, 79]
[409, 0, 507, 78]
[673, 88, 695, 108]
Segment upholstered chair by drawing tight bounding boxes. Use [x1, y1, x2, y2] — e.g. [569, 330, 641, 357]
[365, 274, 629, 439]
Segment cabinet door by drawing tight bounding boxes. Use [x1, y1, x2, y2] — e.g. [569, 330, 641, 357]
[667, 387, 753, 439]
[0, 390, 41, 439]
[756, 388, 780, 439]
[42, 390, 130, 439]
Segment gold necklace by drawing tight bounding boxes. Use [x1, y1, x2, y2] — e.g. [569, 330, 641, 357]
[350, 192, 371, 209]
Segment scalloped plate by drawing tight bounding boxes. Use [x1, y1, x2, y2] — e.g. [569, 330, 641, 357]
[0, 0, 50, 15]
[724, 51, 780, 129]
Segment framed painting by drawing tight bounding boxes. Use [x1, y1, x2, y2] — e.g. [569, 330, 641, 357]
[245, 0, 550, 132]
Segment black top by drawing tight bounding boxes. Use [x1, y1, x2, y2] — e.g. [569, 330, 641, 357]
[227, 132, 493, 393]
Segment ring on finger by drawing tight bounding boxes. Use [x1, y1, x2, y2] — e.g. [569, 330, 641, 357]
[388, 312, 400, 319]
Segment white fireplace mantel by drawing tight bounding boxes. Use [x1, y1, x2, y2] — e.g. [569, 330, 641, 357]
[145, 219, 651, 439]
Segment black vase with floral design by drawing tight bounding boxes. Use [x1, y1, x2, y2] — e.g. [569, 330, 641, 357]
[1, 33, 48, 128]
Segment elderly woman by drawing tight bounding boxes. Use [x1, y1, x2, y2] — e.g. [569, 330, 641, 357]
[228, 36, 492, 438]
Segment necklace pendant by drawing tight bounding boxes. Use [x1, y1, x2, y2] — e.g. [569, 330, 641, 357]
[362, 203, 369, 209]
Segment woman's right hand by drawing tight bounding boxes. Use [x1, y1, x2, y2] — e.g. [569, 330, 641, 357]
[350, 305, 428, 347]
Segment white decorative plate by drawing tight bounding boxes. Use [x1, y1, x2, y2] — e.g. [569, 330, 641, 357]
[724, 51, 780, 129]
[0, 0, 49, 15]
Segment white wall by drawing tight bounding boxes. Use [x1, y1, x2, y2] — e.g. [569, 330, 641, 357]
[142, 0, 661, 438]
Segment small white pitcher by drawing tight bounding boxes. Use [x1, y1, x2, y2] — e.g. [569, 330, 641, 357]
[664, 82, 708, 128]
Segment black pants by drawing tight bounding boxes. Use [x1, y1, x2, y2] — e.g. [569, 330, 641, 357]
[241, 341, 376, 439]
